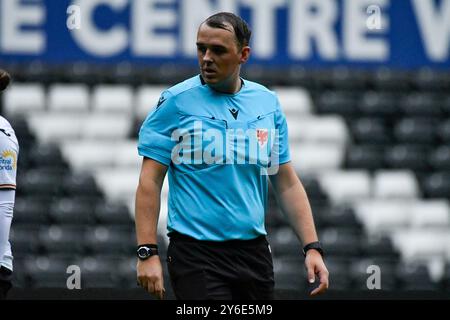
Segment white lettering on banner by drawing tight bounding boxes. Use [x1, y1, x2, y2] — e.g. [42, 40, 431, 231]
[344, 0, 388, 61]
[181, 0, 237, 57]
[0, 0, 45, 54]
[241, 0, 285, 58]
[412, 0, 450, 62]
[70, 0, 128, 57]
[132, 0, 177, 56]
[288, 0, 339, 60]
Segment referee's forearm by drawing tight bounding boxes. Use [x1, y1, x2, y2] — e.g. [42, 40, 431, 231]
[277, 179, 319, 246]
[135, 181, 161, 245]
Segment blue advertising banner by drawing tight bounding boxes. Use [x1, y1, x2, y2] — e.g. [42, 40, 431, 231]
[0, 0, 449, 69]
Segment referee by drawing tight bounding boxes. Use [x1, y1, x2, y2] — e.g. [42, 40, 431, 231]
[135, 12, 329, 300]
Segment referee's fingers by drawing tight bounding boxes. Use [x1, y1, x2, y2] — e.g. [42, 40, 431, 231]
[154, 278, 165, 300]
[147, 281, 156, 295]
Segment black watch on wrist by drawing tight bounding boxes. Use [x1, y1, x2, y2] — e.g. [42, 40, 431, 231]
[302, 241, 324, 257]
[137, 244, 159, 260]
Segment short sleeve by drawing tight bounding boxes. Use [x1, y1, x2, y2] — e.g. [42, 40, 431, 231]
[0, 132, 19, 189]
[273, 96, 291, 165]
[137, 91, 178, 166]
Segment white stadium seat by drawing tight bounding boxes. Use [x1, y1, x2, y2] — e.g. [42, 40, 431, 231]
[373, 170, 420, 199]
[318, 170, 371, 204]
[95, 168, 140, 203]
[391, 229, 449, 262]
[410, 200, 450, 228]
[354, 200, 412, 235]
[290, 142, 344, 174]
[61, 141, 117, 171]
[3, 83, 46, 116]
[27, 114, 85, 143]
[48, 84, 90, 113]
[82, 113, 132, 140]
[272, 87, 312, 116]
[136, 85, 168, 120]
[91, 85, 134, 115]
[286, 115, 349, 145]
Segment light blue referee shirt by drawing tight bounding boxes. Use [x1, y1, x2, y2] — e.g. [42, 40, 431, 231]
[138, 75, 291, 241]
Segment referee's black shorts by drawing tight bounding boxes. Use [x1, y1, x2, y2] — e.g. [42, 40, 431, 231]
[167, 231, 274, 300]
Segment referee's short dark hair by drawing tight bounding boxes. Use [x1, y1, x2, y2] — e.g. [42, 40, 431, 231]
[204, 12, 252, 49]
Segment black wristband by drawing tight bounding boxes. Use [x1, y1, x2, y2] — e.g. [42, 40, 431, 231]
[302, 241, 324, 257]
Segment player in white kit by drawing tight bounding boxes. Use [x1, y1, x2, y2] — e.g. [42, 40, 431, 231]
[0, 69, 18, 299]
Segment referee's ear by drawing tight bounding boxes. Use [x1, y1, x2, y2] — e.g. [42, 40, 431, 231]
[239, 46, 251, 64]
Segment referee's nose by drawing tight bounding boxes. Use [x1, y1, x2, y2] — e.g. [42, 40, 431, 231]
[203, 49, 214, 63]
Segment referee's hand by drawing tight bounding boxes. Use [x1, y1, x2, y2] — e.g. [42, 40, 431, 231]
[137, 256, 165, 300]
[305, 250, 329, 296]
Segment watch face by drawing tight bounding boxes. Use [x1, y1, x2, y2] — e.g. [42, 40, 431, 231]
[138, 247, 149, 258]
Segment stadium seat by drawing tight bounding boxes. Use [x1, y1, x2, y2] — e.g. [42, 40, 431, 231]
[384, 145, 430, 170]
[320, 227, 362, 258]
[27, 114, 85, 142]
[84, 225, 135, 255]
[135, 85, 168, 121]
[39, 225, 86, 255]
[290, 142, 344, 174]
[13, 197, 50, 225]
[413, 68, 449, 92]
[273, 256, 307, 294]
[48, 198, 95, 225]
[82, 113, 133, 140]
[396, 263, 437, 291]
[2, 83, 46, 116]
[94, 202, 132, 224]
[350, 118, 391, 145]
[391, 229, 449, 262]
[322, 257, 352, 291]
[111, 140, 141, 169]
[429, 146, 450, 170]
[61, 141, 116, 170]
[286, 115, 349, 145]
[318, 170, 371, 204]
[438, 119, 450, 143]
[346, 145, 385, 170]
[358, 91, 399, 117]
[91, 85, 134, 115]
[442, 95, 450, 115]
[9, 226, 41, 257]
[373, 170, 420, 199]
[319, 205, 363, 231]
[410, 200, 450, 228]
[24, 255, 75, 288]
[18, 169, 65, 198]
[399, 93, 442, 117]
[269, 226, 301, 257]
[421, 172, 450, 198]
[354, 200, 411, 235]
[62, 173, 103, 198]
[372, 68, 411, 91]
[360, 235, 400, 260]
[28, 143, 69, 170]
[80, 256, 122, 288]
[393, 118, 437, 144]
[94, 168, 140, 203]
[48, 84, 90, 113]
[315, 91, 359, 117]
[272, 87, 312, 116]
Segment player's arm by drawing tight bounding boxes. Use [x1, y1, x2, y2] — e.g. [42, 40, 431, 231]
[135, 157, 168, 299]
[269, 162, 329, 295]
